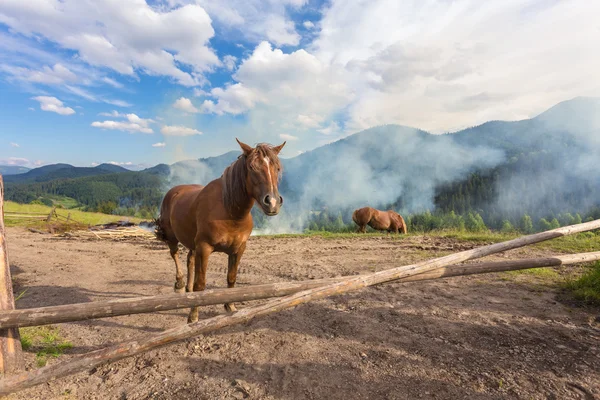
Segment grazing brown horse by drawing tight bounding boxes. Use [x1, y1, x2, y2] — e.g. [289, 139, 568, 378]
[155, 139, 285, 322]
[352, 207, 407, 234]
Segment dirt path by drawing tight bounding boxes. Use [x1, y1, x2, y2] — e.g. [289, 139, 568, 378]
[4, 228, 600, 399]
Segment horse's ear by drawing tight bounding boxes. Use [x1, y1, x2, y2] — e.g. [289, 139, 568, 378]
[271, 141, 286, 155]
[236, 138, 253, 156]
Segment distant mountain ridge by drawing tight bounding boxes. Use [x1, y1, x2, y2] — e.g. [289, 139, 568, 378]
[3, 163, 130, 183]
[0, 165, 30, 176]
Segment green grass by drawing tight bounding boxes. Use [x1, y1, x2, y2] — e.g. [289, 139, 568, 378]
[4, 201, 145, 228]
[533, 232, 600, 253]
[19, 326, 73, 367]
[261, 229, 518, 243]
[564, 261, 600, 305]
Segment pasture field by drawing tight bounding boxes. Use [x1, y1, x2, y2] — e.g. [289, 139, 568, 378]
[5, 227, 600, 399]
[3, 201, 144, 228]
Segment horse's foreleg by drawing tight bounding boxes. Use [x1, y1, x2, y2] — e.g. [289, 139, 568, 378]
[188, 243, 212, 323]
[225, 242, 246, 313]
[168, 242, 185, 293]
[186, 250, 195, 293]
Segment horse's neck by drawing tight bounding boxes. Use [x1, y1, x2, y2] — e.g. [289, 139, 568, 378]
[220, 175, 254, 221]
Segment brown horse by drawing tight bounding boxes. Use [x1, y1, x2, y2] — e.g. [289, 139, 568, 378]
[156, 139, 285, 322]
[352, 207, 408, 234]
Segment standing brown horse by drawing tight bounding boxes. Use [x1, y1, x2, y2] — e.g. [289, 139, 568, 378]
[155, 139, 285, 322]
[352, 207, 407, 234]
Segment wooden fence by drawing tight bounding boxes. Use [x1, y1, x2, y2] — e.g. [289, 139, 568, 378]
[0, 173, 599, 395]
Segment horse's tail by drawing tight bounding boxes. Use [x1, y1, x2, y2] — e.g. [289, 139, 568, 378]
[352, 209, 359, 224]
[153, 216, 168, 242]
[397, 214, 407, 234]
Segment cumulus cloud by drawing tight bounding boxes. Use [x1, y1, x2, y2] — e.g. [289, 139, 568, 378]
[91, 113, 155, 134]
[303, 21, 314, 29]
[160, 125, 203, 136]
[32, 96, 75, 115]
[201, 41, 352, 128]
[173, 97, 199, 113]
[152, 142, 166, 147]
[0, 0, 219, 86]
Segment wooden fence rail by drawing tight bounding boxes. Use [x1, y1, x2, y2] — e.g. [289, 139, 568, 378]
[1, 252, 599, 330]
[0, 218, 599, 394]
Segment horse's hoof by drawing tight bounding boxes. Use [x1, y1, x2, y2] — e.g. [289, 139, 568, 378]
[174, 281, 185, 293]
[224, 303, 237, 312]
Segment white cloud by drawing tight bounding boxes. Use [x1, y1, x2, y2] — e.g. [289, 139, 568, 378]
[0, 1, 219, 87]
[160, 125, 202, 136]
[102, 77, 124, 89]
[104, 99, 132, 108]
[32, 96, 75, 115]
[28, 107, 34, 111]
[173, 97, 199, 113]
[312, 0, 600, 133]
[296, 114, 323, 129]
[91, 113, 154, 134]
[201, 83, 259, 115]
[175, 0, 306, 46]
[0, 157, 29, 166]
[10, 142, 19, 148]
[152, 142, 166, 147]
[223, 55, 238, 71]
[279, 133, 298, 141]
[303, 21, 314, 29]
[0, 63, 76, 85]
[98, 110, 124, 118]
[317, 121, 341, 135]
[201, 42, 352, 123]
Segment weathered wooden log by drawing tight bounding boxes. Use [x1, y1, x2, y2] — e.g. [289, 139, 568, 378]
[1, 252, 599, 330]
[0, 176, 22, 375]
[1, 219, 599, 394]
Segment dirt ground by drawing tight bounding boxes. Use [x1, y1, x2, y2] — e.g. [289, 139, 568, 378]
[4, 227, 600, 400]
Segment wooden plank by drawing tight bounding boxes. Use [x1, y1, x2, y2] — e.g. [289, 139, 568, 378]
[0, 175, 22, 375]
[0, 252, 599, 330]
[0, 218, 599, 394]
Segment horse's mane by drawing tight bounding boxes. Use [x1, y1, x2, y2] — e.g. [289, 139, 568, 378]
[222, 144, 282, 215]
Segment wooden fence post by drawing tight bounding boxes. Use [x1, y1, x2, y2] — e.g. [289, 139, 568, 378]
[0, 175, 22, 374]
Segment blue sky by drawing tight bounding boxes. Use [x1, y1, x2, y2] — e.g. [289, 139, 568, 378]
[1, 0, 598, 169]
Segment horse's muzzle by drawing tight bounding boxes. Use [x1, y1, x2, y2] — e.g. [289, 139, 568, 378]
[261, 194, 283, 216]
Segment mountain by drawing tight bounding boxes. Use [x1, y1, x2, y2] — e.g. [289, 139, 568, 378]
[4, 97, 600, 228]
[4, 163, 130, 183]
[0, 166, 30, 176]
[93, 163, 130, 173]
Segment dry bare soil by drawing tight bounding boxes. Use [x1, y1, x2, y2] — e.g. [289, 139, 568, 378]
[5, 227, 600, 400]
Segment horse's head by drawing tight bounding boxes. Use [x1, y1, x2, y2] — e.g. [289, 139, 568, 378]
[236, 138, 286, 216]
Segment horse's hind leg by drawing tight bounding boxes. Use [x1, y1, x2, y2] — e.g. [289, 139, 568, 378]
[168, 242, 186, 293]
[224, 242, 246, 313]
[186, 249, 195, 293]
